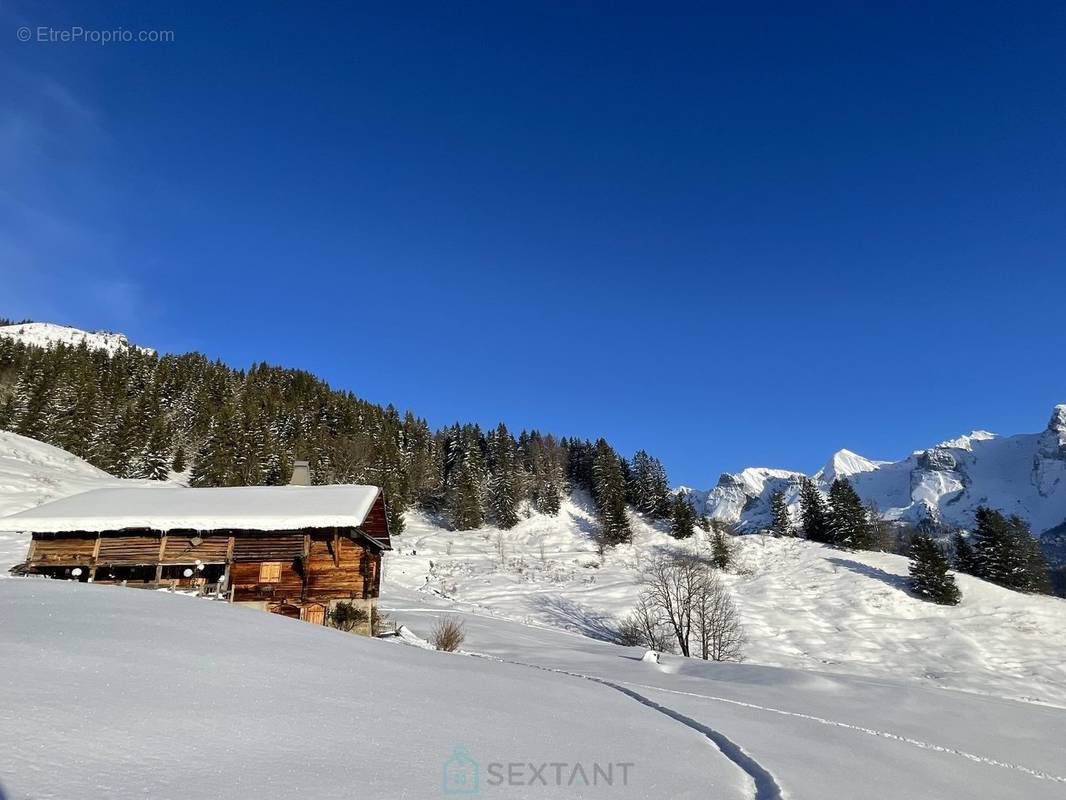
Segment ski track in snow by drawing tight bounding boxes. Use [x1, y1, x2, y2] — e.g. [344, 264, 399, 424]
[468, 650, 784, 800]
[396, 599, 1066, 790]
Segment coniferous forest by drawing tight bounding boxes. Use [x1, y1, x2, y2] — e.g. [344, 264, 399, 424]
[0, 331, 674, 539]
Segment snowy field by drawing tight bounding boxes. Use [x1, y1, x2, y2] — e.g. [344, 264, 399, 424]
[1, 578, 1065, 800]
[386, 496, 1066, 707]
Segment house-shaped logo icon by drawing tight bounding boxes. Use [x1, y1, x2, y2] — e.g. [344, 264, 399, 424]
[442, 746, 479, 795]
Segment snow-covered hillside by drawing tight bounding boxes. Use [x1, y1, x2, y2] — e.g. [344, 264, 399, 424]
[0, 321, 151, 355]
[0, 430, 166, 571]
[692, 404, 1066, 538]
[385, 496, 1066, 707]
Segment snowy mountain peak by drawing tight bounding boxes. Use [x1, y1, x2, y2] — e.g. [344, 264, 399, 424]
[817, 448, 883, 485]
[0, 322, 152, 355]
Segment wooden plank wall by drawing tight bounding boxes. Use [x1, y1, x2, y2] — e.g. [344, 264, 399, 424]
[25, 527, 383, 601]
[97, 535, 160, 564]
[360, 496, 390, 540]
[162, 534, 230, 563]
[232, 533, 305, 562]
[29, 535, 96, 563]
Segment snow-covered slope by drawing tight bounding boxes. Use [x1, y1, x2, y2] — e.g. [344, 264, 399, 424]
[5, 578, 1065, 800]
[385, 496, 1066, 707]
[0, 321, 151, 354]
[696, 404, 1066, 537]
[0, 579, 723, 800]
[0, 430, 164, 571]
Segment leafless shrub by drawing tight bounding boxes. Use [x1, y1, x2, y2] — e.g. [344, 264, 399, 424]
[371, 607, 394, 636]
[431, 616, 466, 652]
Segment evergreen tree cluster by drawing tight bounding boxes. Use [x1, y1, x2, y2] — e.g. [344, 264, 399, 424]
[953, 507, 1052, 594]
[0, 337, 667, 542]
[797, 476, 873, 549]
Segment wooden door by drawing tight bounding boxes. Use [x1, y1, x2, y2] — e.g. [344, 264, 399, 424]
[302, 603, 327, 625]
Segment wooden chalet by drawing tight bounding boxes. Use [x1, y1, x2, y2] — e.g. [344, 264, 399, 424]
[7, 479, 391, 628]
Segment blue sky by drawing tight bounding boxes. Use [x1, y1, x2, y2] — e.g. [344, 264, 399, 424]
[2, 1, 1064, 487]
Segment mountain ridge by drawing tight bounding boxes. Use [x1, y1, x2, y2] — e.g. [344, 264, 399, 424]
[694, 405, 1066, 540]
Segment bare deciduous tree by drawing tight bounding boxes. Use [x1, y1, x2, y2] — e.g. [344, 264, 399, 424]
[617, 594, 674, 652]
[693, 571, 746, 661]
[634, 556, 745, 661]
[640, 557, 705, 656]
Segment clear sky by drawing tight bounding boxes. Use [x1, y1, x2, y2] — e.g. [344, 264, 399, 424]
[2, 1, 1064, 487]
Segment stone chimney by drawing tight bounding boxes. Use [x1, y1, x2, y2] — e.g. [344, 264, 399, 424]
[290, 460, 311, 486]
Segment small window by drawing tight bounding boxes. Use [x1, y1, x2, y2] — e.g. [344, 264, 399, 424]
[259, 562, 282, 583]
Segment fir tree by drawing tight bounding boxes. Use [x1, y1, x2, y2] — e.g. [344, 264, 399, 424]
[138, 418, 172, 480]
[628, 450, 672, 519]
[488, 423, 519, 529]
[909, 533, 961, 605]
[448, 427, 485, 530]
[171, 445, 187, 473]
[670, 491, 697, 538]
[768, 489, 793, 537]
[951, 530, 978, 574]
[827, 477, 871, 549]
[971, 507, 1052, 594]
[710, 526, 733, 570]
[798, 477, 830, 542]
[592, 439, 631, 547]
[189, 403, 241, 487]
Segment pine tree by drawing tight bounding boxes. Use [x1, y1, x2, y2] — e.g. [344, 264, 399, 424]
[628, 450, 671, 519]
[768, 489, 793, 537]
[592, 439, 631, 547]
[138, 418, 171, 480]
[190, 403, 241, 487]
[909, 533, 961, 605]
[488, 423, 519, 529]
[827, 477, 871, 549]
[971, 507, 1052, 594]
[106, 404, 144, 478]
[670, 491, 697, 538]
[952, 530, 978, 574]
[798, 477, 830, 542]
[171, 445, 187, 473]
[710, 526, 733, 570]
[448, 428, 485, 530]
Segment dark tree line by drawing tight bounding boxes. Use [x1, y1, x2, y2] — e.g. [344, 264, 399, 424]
[0, 336, 672, 542]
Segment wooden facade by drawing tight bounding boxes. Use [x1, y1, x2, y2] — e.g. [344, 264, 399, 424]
[16, 493, 390, 627]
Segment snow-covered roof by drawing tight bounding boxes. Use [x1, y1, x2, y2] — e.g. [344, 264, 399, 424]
[1, 485, 382, 534]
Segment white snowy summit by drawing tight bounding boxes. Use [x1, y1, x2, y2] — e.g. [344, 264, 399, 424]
[696, 405, 1066, 536]
[0, 322, 151, 355]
